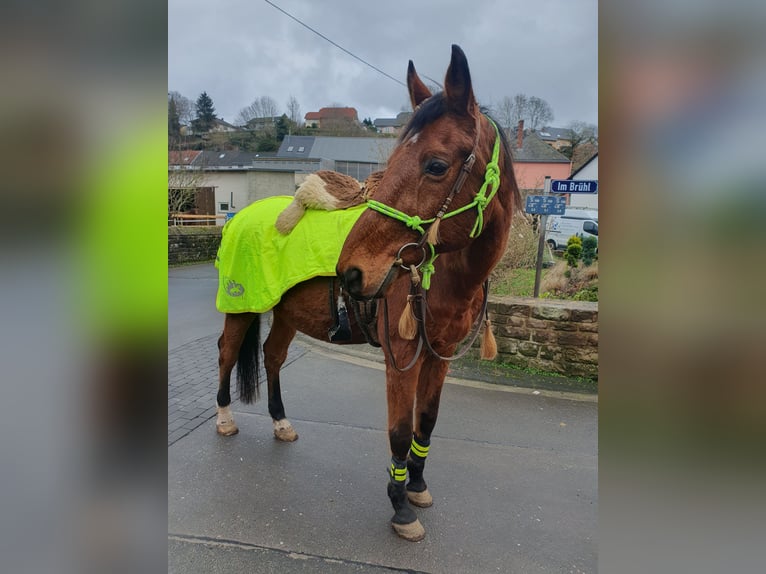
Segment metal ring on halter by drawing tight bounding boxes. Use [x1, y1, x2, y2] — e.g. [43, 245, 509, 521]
[396, 242, 427, 270]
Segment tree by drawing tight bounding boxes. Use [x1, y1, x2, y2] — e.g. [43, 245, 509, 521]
[275, 114, 291, 140]
[561, 121, 598, 165]
[236, 95, 279, 127]
[168, 91, 194, 126]
[286, 95, 302, 127]
[362, 117, 376, 132]
[168, 145, 207, 218]
[192, 92, 217, 133]
[493, 93, 554, 131]
[168, 96, 181, 138]
[526, 96, 554, 131]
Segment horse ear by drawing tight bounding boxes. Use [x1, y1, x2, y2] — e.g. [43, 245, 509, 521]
[444, 44, 476, 116]
[407, 60, 432, 108]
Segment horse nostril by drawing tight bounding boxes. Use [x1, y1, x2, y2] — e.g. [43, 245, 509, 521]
[342, 267, 364, 298]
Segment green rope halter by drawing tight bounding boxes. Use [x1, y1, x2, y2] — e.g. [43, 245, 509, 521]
[366, 117, 502, 290]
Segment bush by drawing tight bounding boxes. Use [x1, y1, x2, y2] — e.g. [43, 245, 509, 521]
[565, 236, 583, 268]
[492, 215, 539, 274]
[582, 236, 598, 266]
[540, 260, 598, 301]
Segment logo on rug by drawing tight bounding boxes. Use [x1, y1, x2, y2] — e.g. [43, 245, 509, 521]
[225, 278, 244, 297]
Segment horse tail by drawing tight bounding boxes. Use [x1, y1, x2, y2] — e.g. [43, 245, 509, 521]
[237, 314, 261, 404]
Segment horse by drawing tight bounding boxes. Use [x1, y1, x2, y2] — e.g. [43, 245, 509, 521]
[215, 44, 521, 541]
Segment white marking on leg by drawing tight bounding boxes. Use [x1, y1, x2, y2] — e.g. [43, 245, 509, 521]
[216, 405, 238, 436]
[273, 418, 298, 441]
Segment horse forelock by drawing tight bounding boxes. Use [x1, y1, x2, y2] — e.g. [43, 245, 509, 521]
[398, 93, 447, 144]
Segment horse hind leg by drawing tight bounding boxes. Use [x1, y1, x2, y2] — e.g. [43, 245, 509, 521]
[263, 310, 298, 442]
[215, 313, 258, 436]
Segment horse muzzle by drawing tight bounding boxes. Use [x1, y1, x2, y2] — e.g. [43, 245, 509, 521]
[339, 263, 399, 302]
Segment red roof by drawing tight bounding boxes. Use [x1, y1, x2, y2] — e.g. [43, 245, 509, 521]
[304, 107, 358, 121]
[168, 150, 202, 165]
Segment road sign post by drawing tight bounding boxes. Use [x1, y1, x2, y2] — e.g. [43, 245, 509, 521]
[532, 176, 551, 298]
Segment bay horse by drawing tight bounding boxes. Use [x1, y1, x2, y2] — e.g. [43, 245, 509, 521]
[215, 44, 521, 541]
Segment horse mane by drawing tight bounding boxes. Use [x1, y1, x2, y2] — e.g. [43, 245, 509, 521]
[399, 94, 522, 212]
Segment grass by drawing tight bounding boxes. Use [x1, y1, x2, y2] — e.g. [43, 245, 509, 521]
[491, 259, 599, 301]
[449, 355, 598, 394]
[491, 267, 541, 297]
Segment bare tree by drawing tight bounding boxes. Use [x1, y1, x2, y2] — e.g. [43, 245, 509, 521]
[236, 95, 279, 127]
[286, 95, 302, 127]
[564, 120, 598, 167]
[526, 96, 554, 131]
[168, 147, 207, 220]
[494, 93, 553, 131]
[493, 96, 519, 131]
[168, 91, 194, 126]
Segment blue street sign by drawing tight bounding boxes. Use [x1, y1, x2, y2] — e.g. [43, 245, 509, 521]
[550, 179, 598, 194]
[525, 195, 566, 215]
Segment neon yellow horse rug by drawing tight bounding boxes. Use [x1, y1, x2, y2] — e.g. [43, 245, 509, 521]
[215, 196, 366, 314]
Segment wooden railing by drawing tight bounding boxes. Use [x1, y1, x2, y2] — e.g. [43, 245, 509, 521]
[169, 213, 226, 226]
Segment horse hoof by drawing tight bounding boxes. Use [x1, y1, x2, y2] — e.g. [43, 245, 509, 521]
[216, 406, 239, 436]
[216, 421, 239, 436]
[273, 419, 298, 442]
[406, 488, 433, 508]
[391, 518, 425, 542]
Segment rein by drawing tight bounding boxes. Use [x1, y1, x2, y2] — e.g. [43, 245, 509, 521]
[381, 279, 491, 372]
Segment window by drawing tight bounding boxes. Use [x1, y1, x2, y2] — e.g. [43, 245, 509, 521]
[218, 202, 230, 211]
[298, 146, 305, 152]
[287, 146, 294, 152]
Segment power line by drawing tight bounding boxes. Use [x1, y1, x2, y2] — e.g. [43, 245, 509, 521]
[264, 0, 406, 87]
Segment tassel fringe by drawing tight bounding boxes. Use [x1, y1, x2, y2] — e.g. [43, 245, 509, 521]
[398, 297, 418, 340]
[425, 218, 441, 245]
[480, 319, 497, 360]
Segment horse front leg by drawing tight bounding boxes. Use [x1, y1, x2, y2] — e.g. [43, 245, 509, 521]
[385, 364, 426, 541]
[263, 311, 298, 442]
[407, 356, 448, 508]
[216, 313, 257, 436]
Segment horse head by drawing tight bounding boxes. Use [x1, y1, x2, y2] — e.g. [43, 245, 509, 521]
[338, 45, 520, 301]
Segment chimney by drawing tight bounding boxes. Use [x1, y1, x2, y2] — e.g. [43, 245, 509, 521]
[516, 120, 524, 149]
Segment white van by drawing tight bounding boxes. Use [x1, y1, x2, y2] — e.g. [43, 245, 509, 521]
[545, 208, 598, 250]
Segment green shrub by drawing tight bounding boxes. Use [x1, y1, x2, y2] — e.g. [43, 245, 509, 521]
[573, 284, 599, 301]
[565, 236, 583, 268]
[582, 236, 598, 266]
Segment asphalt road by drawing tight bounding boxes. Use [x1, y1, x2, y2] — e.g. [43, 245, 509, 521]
[168, 263, 598, 573]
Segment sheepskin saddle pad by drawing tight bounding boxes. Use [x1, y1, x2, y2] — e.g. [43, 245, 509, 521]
[275, 169, 384, 234]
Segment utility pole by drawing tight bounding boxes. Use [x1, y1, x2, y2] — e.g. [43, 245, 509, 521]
[533, 175, 551, 298]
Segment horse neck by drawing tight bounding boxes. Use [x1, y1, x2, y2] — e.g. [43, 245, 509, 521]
[439, 144, 515, 292]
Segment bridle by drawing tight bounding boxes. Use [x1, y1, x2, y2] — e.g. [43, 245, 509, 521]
[356, 113, 503, 370]
[365, 114, 501, 291]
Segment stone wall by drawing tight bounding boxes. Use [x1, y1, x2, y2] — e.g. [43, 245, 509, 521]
[168, 228, 222, 265]
[486, 296, 598, 379]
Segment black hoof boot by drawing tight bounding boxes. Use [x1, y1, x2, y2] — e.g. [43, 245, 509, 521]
[387, 481, 425, 541]
[406, 455, 433, 507]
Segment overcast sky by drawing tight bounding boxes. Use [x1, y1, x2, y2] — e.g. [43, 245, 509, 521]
[168, 0, 597, 128]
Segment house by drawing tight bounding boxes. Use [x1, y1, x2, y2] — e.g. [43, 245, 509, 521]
[169, 149, 293, 225]
[303, 107, 359, 129]
[273, 135, 397, 181]
[373, 111, 412, 135]
[567, 152, 598, 210]
[168, 150, 202, 167]
[209, 118, 240, 133]
[509, 121, 572, 192]
[535, 126, 573, 151]
[244, 116, 280, 132]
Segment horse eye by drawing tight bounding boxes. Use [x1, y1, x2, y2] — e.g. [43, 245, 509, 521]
[425, 160, 448, 176]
